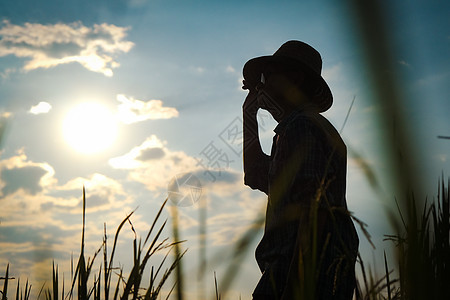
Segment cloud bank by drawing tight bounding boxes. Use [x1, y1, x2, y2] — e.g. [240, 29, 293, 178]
[109, 135, 196, 190]
[116, 94, 179, 124]
[0, 150, 56, 197]
[0, 20, 134, 76]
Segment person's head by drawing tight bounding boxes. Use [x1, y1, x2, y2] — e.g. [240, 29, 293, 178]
[243, 40, 333, 119]
[253, 65, 316, 121]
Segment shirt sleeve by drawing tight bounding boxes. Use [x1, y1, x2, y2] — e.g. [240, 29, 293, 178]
[244, 151, 270, 195]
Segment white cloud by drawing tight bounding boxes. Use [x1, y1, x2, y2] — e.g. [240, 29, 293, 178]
[188, 66, 205, 74]
[109, 134, 243, 194]
[195, 66, 205, 73]
[52, 172, 133, 213]
[109, 135, 165, 169]
[0, 149, 56, 197]
[29, 101, 52, 115]
[226, 65, 236, 73]
[0, 20, 134, 77]
[0, 149, 132, 216]
[109, 135, 197, 190]
[116, 94, 179, 124]
[322, 63, 343, 83]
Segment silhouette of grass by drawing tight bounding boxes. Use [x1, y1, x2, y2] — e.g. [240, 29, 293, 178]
[383, 178, 450, 300]
[352, 178, 450, 300]
[0, 188, 184, 300]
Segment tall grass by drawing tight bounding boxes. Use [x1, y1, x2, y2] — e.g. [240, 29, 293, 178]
[354, 178, 450, 300]
[386, 179, 450, 299]
[0, 187, 184, 300]
[0, 173, 448, 299]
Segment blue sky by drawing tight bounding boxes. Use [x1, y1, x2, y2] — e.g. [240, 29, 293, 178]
[0, 0, 449, 298]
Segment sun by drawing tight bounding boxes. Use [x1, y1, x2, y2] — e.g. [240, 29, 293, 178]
[63, 102, 118, 154]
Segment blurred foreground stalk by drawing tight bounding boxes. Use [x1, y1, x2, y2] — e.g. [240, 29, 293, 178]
[348, 1, 449, 299]
[348, 1, 424, 221]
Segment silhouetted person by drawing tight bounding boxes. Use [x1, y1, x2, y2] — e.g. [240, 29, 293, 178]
[242, 41, 359, 300]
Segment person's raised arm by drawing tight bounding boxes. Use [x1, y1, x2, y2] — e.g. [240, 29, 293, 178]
[242, 83, 270, 194]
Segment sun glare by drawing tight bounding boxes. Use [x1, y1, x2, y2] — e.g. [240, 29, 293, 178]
[63, 102, 118, 154]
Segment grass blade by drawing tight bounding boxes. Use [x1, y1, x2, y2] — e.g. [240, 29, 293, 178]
[2, 264, 9, 300]
[170, 205, 183, 300]
[15, 278, 19, 300]
[37, 282, 45, 300]
[384, 251, 391, 300]
[52, 262, 58, 300]
[78, 186, 87, 300]
[214, 271, 220, 300]
[103, 223, 109, 300]
[113, 269, 123, 300]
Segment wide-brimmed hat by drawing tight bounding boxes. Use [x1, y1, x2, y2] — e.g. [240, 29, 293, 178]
[243, 40, 332, 112]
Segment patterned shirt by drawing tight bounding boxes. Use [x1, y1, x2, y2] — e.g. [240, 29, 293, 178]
[245, 109, 358, 299]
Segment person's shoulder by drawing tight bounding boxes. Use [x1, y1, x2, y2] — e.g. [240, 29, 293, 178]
[285, 110, 344, 143]
[294, 110, 341, 135]
[286, 110, 321, 132]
